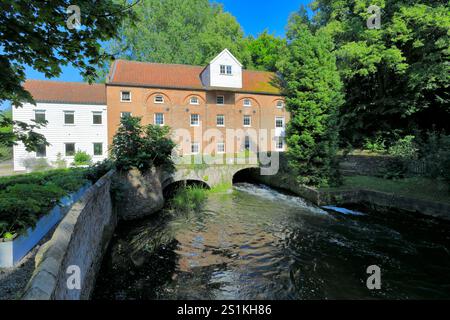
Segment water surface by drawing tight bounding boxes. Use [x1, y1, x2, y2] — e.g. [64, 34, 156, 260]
[94, 183, 450, 300]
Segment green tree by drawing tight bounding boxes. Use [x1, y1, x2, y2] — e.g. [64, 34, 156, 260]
[277, 12, 344, 187]
[111, 116, 176, 172]
[0, 0, 133, 150]
[95, 0, 251, 80]
[246, 31, 286, 72]
[311, 0, 450, 146]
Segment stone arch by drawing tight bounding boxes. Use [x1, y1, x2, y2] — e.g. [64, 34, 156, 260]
[232, 166, 260, 184]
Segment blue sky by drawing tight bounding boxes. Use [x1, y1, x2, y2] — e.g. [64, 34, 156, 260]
[1, 0, 311, 110]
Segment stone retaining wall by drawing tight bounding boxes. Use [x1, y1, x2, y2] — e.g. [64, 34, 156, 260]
[253, 171, 450, 220]
[22, 170, 116, 300]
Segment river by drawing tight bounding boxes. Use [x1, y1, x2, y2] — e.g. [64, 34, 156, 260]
[93, 183, 450, 300]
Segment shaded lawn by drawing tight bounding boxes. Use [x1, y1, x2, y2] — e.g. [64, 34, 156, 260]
[322, 175, 450, 205]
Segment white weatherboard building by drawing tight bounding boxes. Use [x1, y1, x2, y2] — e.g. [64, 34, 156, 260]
[13, 81, 108, 171]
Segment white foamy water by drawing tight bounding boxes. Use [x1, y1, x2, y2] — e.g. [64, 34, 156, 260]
[233, 183, 329, 216]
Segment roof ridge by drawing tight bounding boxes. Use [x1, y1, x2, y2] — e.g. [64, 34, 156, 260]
[116, 59, 204, 69]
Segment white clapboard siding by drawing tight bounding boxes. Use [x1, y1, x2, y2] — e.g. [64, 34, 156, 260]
[13, 102, 108, 171]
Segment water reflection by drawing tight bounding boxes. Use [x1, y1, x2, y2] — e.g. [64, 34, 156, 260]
[93, 183, 450, 300]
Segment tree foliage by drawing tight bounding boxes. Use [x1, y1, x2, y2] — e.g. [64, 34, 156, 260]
[246, 31, 286, 72]
[277, 12, 344, 187]
[111, 116, 176, 172]
[0, 0, 133, 150]
[310, 0, 450, 146]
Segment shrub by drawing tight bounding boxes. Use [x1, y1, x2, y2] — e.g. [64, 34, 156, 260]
[22, 157, 52, 172]
[53, 152, 67, 169]
[0, 168, 92, 238]
[170, 186, 207, 213]
[111, 116, 176, 173]
[388, 135, 418, 159]
[85, 159, 115, 183]
[420, 132, 450, 183]
[73, 150, 92, 166]
[364, 136, 386, 154]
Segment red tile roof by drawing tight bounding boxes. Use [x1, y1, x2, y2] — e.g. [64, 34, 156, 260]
[108, 60, 281, 95]
[23, 80, 106, 105]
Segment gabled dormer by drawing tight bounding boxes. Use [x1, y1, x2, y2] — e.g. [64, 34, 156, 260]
[201, 49, 243, 89]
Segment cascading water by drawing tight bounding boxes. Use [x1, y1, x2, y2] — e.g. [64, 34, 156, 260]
[93, 183, 450, 300]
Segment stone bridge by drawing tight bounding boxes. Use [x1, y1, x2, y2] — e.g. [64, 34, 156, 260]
[161, 164, 260, 189]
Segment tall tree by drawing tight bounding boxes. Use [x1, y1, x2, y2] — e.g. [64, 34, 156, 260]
[277, 11, 344, 187]
[311, 0, 450, 146]
[97, 0, 251, 79]
[246, 31, 286, 72]
[0, 0, 133, 150]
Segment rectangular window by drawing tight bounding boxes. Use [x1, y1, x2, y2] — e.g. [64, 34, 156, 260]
[36, 144, 46, 157]
[216, 115, 225, 127]
[93, 143, 103, 156]
[64, 111, 74, 125]
[154, 113, 164, 126]
[154, 95, 164, 104]
[216, 95, 225, 105]
[190, 97, 199, 105]
[217, 142, 225, 154]
[190, 114, 200, 126]
[276, 137, 284, 151]
[93, 112, 102, 125]
[244, 136, 251, 150]
[243, 115, 251, 127]
[226, 65, 232, 75]
[191, 143, 200, 155]
[276, 101, 284, 109]
[65, 143, 75, 157]
[276, 117, 285, 128]
[121, 112, 132, 118]
[121, 91, 131, 102]
[35, 110, 46, 123]
[220, 65, 226, 75]
[243, 99, 252, 107]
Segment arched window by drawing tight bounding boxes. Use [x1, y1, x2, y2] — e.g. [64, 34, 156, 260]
[243, 99, 252, 107]
[190, 96, 199, 105]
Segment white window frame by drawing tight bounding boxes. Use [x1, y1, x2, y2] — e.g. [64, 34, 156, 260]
[220, 65, 232, 75]
[191, 143, 200, 155]
[217, 142, 225, 154]
[92, 111, 103, 125]
[244, 136, 251, 150]
[190, 96, 199, 105]
[275, 137, 285, 151]
[121, 91, 131, 102]
[34, 110, 46, 123]
[65, 143, 76, 157]
[275, 116, 285, 128]
[276, 100, 284, 109]
[216, 114, 225, 127]
[154, 113, 165, 126]
[226, 65, 232, 75]
[93, 142, 103, 156]
[190, 114, 200, 127]
[35, 143, 46, 158]
[243, 115, 252, 127]
[154, 95, 164, 104]
[64, 111, 75, 125]
[243, 99, 252, 107]
[216, 95, 225, 105]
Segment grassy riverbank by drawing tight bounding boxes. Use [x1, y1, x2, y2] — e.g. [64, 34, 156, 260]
[322, 176, 450, 205]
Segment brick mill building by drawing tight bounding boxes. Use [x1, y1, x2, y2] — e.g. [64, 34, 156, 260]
[13, 49, 288, 171]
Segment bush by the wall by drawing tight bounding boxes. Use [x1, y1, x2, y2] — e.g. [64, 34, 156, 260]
[73, 150, 92, 166]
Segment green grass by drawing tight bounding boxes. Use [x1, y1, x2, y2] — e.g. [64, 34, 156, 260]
[322, 175, 450, 204]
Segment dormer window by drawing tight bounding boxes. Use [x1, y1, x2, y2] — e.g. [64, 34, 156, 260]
[220, 65, 232, 75]
[121, 91, 131, 102]
[190, 97, 199, 105]
[216, 95, 225, 105]
[276, 100, 284, 109]
[243, 99, 252, 107]
[154, 95, 164, 104]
